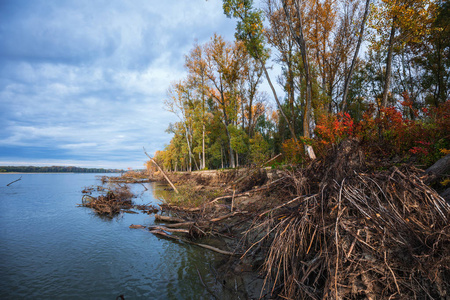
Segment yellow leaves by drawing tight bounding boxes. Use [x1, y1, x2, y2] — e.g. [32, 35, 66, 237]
[440, 148, 450, 155]
[369, 0, 437, 50]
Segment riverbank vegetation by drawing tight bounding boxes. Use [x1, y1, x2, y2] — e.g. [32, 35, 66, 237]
[140, 0, 450, 298]
[152, 0, 449, 174]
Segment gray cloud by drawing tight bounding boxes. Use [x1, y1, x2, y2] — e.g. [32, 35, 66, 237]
[0, 0, 237, 169]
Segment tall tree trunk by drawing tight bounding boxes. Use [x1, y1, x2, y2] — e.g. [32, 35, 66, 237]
[382, 17, 397, 108]
[282, 0, 316, 159]
[248, 88, 253, 138]
[226, 130, 235, 168]
[288, 61, 296, 133]
[221, 145, 224, 169]
[184, 127, 192, 172]
[261, 61, 298, 142]
[222, 113, 235, 168]
[202, 77, 206, 170]
[437, 37, 445, 105]
[202, 124, 206, 169]
[341, 0, 370, 112]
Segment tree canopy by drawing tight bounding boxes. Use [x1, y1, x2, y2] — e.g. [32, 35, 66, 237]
[153, 0, 449, 172]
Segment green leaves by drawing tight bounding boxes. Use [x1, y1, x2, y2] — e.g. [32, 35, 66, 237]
[223, 0, 268, 60]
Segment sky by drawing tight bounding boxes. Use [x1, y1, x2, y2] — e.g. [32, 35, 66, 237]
[0, 0, 240, 169]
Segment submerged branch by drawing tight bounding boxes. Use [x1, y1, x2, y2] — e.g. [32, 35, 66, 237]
[6, 176, 22, 186]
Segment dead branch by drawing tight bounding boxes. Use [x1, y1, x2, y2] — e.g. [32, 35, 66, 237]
[154, 214, 186, 223]
[258, 194, 317, 218]
[147, 225, 190, 234]
[243, 139, 450, 299]
[150, 229, 237, 256]
[209, 211, 247, 222]
[6, 176, 22, 186]
[196, 267, 219, 300]
[165, 221, 195, 228]
[143, 147, 179, 194]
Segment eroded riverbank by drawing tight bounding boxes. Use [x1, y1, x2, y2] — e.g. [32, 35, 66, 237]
[86, 140, 450, 299]
[141, 140, 450, 299]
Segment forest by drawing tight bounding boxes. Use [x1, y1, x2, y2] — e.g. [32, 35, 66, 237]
[153, 0, 449, 172]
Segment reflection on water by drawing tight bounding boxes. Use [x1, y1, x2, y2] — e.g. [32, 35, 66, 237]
[151, 182, 175, 203]
[0, 174, 227, 299]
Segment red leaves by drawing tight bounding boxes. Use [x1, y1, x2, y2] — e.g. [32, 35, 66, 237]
[315, 112, 354, 145]
[312, 100, 449, 166]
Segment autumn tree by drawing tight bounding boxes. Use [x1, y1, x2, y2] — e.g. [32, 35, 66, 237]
[204, 34, 248, 168]
[185, 43, 209, 169]
[369, 0, 438, 108]
[164, 81, 200, 171]
[410, 0, 449, 107]
[264, 0, 299, 134]
[223, 0, 301, 146]
[341, 0, 371, 112]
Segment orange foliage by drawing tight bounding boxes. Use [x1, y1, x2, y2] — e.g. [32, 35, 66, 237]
[311, 100, 450, 166]
[315, 112, 354, 145]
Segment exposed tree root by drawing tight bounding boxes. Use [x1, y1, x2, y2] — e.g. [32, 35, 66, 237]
[242, 139, 450, 299]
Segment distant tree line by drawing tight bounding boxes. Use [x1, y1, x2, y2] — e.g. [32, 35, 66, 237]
[0, 166, 123, 173]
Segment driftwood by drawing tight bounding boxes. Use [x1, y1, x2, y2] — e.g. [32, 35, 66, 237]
[129, 224, 146, 229]
[6, 176, 22, 186]
[425, 153, 450, 184]
[165, 222, 195, 228]
[210, 211, 247, 222]
[160, 203, 202, 212]
[130, 224, 190, 234]
[150, 229, 236, 256]
[144, 147, 179, 194]
[80, 184, 134, 216]
[154, 214, 186, 223]
[147, 225, 190, 234]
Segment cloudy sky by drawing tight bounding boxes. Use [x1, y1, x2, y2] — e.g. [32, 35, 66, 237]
[0, 0, 240, 169]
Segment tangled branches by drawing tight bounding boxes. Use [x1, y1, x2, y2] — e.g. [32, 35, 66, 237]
[80, 184, 134, 217]
[251, 139, 450, 299]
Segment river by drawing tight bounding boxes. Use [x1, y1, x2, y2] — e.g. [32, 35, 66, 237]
[0, 173, 230, 299]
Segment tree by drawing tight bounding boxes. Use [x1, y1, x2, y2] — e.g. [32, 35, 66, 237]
[223, 0, 300, 146]
[280, 0, 318, 158]
[369, 0, 437, 108]
[164, 81, 199, 171]
[185, 43, 209, 169]
[341, 0, 371, 112]
[416, 0, 450, 106]
[204, 34, 247, 168]
[264, 0, 299, 133]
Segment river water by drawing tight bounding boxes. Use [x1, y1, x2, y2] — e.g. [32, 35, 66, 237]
[0, 173, 228, 299]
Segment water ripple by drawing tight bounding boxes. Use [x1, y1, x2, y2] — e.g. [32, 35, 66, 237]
[0, 174, 221, 299]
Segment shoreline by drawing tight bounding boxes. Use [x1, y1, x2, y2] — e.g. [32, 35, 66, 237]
[96, 142, 450, 298]
[140, 141, 450, 299]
